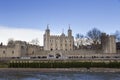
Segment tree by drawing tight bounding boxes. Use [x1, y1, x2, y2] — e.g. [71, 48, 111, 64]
[114, 30, 120, 42]
[30, 38, 39, 45]
[75, 33, 84, 48]
[8, 38, 14, 45]
[75, 33, 91, 49]
[87, 28, 102, 48]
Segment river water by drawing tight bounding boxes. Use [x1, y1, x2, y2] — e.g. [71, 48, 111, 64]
[0, 71, 120, 80]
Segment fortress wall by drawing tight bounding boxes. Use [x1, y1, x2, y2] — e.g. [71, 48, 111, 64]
[6, 47, 15, 57]
[65, 49, 102, 55]
[64, 50, 120, 58]
[0, 46, 19, 58]
[28, 49, 120, 56]
[0, 47, 7, 57]
[19, 48, 120, 58]
[28, 50, 49, 57]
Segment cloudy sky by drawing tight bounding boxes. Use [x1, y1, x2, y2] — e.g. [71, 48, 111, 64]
[0, 0, 120, 45]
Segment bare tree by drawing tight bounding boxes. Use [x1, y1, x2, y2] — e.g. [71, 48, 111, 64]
[30, 38, 39, 45]
[115, 30, 120, 42]
[7, 38, 14, 46]
[75, 33, 84, 48]
[87, 28, 102, 49]
[75, 33, 92, 49]
[8, 38, 14, 44]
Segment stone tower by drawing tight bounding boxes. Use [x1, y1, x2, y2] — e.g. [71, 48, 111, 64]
[44, 25, 50, 50]
[44, 25, 74, 51]
[101, 33, 116, 53]
[68, 26, 72, 37]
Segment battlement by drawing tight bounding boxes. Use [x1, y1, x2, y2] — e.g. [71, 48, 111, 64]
[14, 40, 27, 44]
[102, 33, 115, 38]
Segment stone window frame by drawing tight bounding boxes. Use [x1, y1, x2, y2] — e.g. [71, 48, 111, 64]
[12, 51, 14, 54]
[3, 51, 5, 54]
[32, 51, 34, 54]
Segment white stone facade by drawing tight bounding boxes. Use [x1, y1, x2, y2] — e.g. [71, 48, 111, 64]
[44, 26, 74, 51]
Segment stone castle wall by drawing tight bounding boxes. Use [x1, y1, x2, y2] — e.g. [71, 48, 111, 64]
[0, 41, 23, 58]
[0, 28, 118, 58]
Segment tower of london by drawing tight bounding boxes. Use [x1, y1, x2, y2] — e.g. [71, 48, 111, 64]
[44, 25, 74, 51]
[0, 25, 119, 60]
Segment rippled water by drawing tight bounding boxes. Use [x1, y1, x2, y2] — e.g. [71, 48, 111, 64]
[0, 71, 120, 80]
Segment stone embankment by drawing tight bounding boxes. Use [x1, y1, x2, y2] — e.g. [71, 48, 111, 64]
[0, 68, 120, 72]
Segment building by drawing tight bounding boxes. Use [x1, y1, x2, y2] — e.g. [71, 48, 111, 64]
[44, 25, 74, 51]
[101, 33, 116, 53]
[0, 40, 44, 58]
[0, 26, 119, 59]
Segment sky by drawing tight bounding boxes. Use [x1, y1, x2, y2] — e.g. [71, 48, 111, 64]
[0, 0, 120, 45]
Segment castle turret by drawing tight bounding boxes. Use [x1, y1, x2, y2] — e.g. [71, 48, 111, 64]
[45, 25, 50, 36]
[68, 25, 72, 37]
[44, 25, 50, 50]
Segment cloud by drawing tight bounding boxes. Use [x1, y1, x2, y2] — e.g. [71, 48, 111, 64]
[0, 26, 44, 46]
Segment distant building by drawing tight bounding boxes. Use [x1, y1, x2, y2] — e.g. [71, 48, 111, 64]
[101, 33, 116, 53]
[0, 25, 119, 59]
[0, 40, 43, 58]
[44, 25, 74, 51]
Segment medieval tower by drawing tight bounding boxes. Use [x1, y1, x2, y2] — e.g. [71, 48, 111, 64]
[101, 33, 116, 53]
[44, 25, 74, 51]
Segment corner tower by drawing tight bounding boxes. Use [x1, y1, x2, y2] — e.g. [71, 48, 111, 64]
[101, 33, 116, 53]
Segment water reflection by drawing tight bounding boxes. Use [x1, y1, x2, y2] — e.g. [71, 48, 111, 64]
[0, 71, 120, 80]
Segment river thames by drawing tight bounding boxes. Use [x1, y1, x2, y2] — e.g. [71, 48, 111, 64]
[0, 71, 120, 80]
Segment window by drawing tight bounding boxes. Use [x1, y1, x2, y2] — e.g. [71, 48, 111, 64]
[51, 48, 53, 51]
[12, 51, 14, 54]
[21, 46, 24, 49]
[3, 51, 5, 54]
[32, 51, 34, 54]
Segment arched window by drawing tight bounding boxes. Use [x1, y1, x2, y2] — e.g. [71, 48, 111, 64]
[32, 51, 34, 54]
[3, 51, 5, 54]
[12, 51, 14, 54]
[51, 48, 53, 51]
